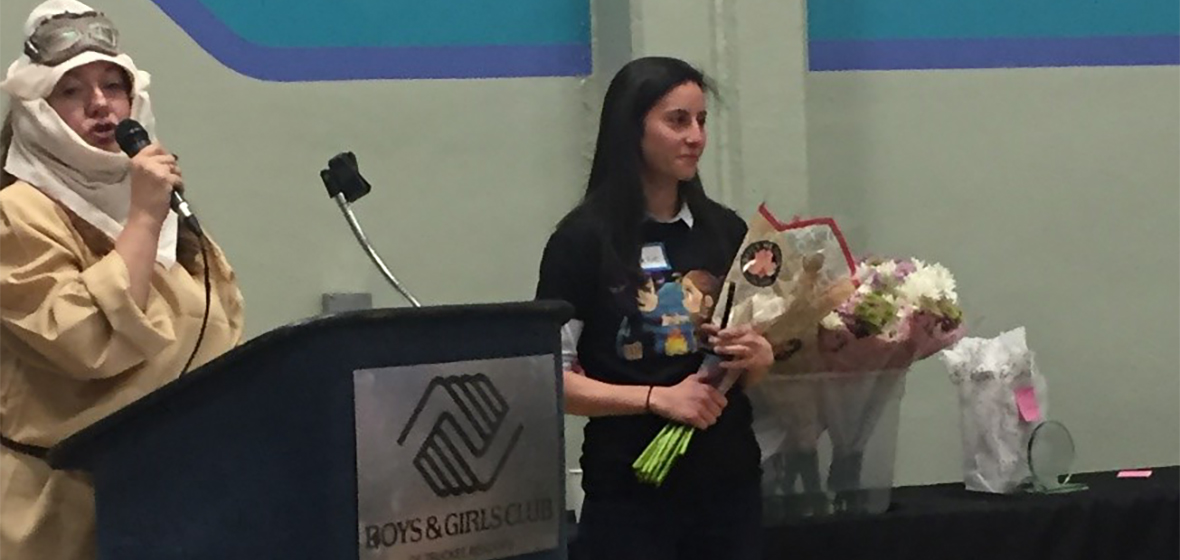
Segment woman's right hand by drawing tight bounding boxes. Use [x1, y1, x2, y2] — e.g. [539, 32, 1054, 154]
[649, 374, 728, 430]
[128, 144, 182, 224]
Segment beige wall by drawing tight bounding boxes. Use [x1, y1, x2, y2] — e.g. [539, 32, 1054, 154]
[2, 0, 591, 332]
[808, 67, 1180, 482]
[2, 0, 1176, 488]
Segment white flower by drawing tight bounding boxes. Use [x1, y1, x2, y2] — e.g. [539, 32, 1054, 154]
[821, 312, 845, 330]
[897, 262, 958, 304]
[854, 263, 874, 282]
[926, 262, 958, 302]
[874, 260, 898, 278]
[897, 270, 937, 304]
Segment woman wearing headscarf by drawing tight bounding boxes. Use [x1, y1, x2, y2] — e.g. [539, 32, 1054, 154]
[0, 2, 244, 557]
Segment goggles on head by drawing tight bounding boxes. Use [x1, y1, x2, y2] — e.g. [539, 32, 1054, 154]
[23, 11, 119, 67]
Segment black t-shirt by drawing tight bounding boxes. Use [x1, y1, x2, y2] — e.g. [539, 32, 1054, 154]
[535, 201, 760, 499]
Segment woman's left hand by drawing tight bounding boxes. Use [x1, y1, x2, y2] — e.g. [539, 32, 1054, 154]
[700, 324, 774, 379]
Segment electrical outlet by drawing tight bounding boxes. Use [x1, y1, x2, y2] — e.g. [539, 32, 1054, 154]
[321, 292, 373, 314]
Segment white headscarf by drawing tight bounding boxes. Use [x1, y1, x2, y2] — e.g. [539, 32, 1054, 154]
[1, 0, 177, 267]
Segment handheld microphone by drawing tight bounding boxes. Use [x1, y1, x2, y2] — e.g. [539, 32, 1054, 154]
[114, 119, 202, 235]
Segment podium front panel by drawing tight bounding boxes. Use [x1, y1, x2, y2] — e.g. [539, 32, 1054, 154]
[48, 303, 571, 560]
[355, 355, 561, 560]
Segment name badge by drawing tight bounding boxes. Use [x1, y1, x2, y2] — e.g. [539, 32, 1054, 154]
[640, 243, 671, 272]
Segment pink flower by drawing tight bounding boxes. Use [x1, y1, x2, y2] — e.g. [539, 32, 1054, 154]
[895, 259, 917, 277]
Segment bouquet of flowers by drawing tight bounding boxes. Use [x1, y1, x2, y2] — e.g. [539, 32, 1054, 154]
[815, 257, 965, 369]
[754, 255, 966, 515]
[633, 206, 858, 486]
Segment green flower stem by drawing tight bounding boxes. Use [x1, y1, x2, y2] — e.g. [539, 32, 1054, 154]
[633, 423, 697, 486]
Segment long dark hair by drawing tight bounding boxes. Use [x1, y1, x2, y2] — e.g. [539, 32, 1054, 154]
[560, 56, 730, 308]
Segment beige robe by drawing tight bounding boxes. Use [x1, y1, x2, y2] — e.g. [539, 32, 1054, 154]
[0, 181, 244, 560]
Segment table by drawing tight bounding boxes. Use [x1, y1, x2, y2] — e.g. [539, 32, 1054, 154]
[762, 466, 1178, 560]
[565, 467, 1177, 559]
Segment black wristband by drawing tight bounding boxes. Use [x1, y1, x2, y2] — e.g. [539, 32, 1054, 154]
[645, 385, 654, 413]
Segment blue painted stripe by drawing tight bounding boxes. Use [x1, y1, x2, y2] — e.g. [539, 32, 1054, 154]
[809, 0, 1180, 40]
[210, 43, 592, 81]
[151, 0, 590, 80]
[810, 36, 1180, 71]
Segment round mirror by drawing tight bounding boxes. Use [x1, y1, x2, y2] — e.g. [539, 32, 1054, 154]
[1027, 420, 1080, 492]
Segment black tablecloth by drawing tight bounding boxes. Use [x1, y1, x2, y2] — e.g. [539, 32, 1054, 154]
[566, 467, 1178, 560]
[763, 466, 1178, 560]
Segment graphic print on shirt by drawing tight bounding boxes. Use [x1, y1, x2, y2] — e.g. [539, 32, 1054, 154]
[616, 269, 722, 361]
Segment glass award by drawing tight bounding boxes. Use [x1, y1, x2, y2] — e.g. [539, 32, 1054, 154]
[1025, 420, 1087, 493]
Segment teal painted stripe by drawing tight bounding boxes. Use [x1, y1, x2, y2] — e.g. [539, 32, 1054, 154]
[809, 0, 1180, 41]
[197, 0, 590, 47]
